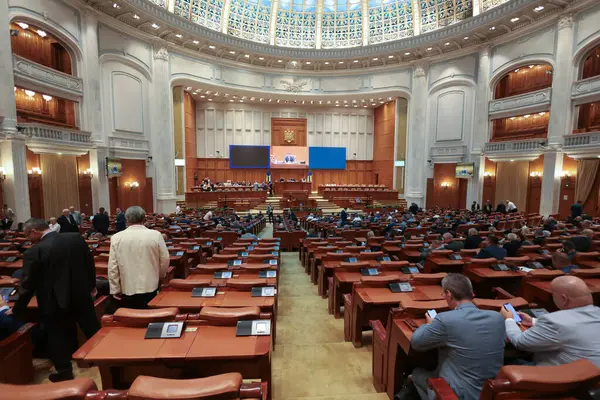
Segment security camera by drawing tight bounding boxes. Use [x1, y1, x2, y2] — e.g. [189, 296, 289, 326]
[427, 160, 432, 164]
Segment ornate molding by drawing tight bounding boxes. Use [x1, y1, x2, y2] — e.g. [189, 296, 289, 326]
[21, 123, 92, 156]
[108, 136, 150, 159]
[571, 75, 600, 106]
[430, 145, 467, 163]
[488, 88, 552, 118]
[153, 46, 169, 61]
[563, 132, 600, 159]
[12, 55, 83, 101]
[414, 62, 428, 78]
[557, 13, 574, 30]
[483, 139, 546, 162]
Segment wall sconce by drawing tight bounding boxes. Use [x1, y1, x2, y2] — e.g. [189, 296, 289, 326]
[561, 171, 573, 187]
[82, 168, 93, 178]
[441, 182, 450, 190]
[27, 167, 42, 176]
[126, 181, 140, 190]
[0, 167, 6, 182]
[529, 171, 542, 178]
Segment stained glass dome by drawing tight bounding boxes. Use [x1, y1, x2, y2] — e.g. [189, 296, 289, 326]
[158, 0, 509, 49]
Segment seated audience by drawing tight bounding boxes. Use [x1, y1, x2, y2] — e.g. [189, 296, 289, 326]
[240, 229, 258, 240]
[475, 234, 507, 260]
[464, 228, 483, 249]
[561, 240, 577, 261]
[409, 274, 505, 400]
[442, 232, 464, 252]
[502, 276, 600, 367]
[551, 251, 579, 274]
[502, 232, 521, 257]
[570, 229, 594, 252]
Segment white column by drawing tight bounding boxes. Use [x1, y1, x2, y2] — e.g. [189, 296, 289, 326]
[540, 14, 574, 216]
[1, 138, 31, 222]
[468, 45, 491, 205]
[89, 147, 110, 213]
[151, 45, 176, 213]
[0, 0, 17, 134]
[405, 62, 428, 207]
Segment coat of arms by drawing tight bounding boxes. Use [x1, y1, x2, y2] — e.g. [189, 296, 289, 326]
[284, 129, 295, 143]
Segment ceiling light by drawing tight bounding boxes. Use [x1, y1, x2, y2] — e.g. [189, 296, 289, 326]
[175, 34, 182, 38]
[250, 97, 255, 101]
[278, 60, 282, 62]
[240, 100, 244, 102]
[336, 104, 340, 107]
[186, 87, 192, 91]
[404, 52, 410, 56]
[489, 26, 496, 30]
[306, 61, 311, 64]
[259, 57, 264, 60]
[209, 45, 216, 49]
[539, 112, 546, 116]
[132, 14, 140, 19]
[324, 62, 329, 65]
[373, 57, 378, 61]
[260, 98, 264, 101]
[207, 98, 213, 101]
[245, 54, 250, 58]
[16, 22, 28, 29]
[229, 51, 235, 54]
[192, 40, 199, 44]
[534, 5, 544, 12]
[444, 42, 451, 46]
[509, 117, 515, 120]
[463, 36, 469, 40]
[344, 105, 348, 107]
[523, 114, 531, 118]
[528, 65, 534, 68]
[151, 23, 159, 29]
[354, 60, 359, 63]
[200, 95, 205, 98]
[113, 3, 121, 8]
[427, 47, 432, 51]
[230, 99, 234, 102]
[42, 95, 52, 101]
[36, 30, 47, 37]
[25, 90, 35, 97]
[510, 159, 515, 162]
[514, 68, 520, 73]
[388, 55, 394, 59]
[326, 101, 331, 104]
[364, 105, 367, 108]
[510, 17, 520, 23]
[268, 99, 272, 102]
[339, 61, 344, 64]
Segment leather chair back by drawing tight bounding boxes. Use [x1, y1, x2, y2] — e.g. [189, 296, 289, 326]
[167, 279, 213, 290]
[226, 279, 269, 290]
[209, 254, 240, 263]
[379, 261, 409, 270]
[0, 378, 97, 400]
[127, 373, 243, 400]
[359, 251, 385, 260]
[102, 307, 183, 327]
[195, 306, 262, 326]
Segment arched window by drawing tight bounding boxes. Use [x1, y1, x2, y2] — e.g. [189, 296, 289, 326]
[227, 0, 272, 44]
[368, 0, 413, 44]
[581, 45, 600, 80]
[321, 0, 363, 49]
[276, 0, 318, 48]
[493, 64, 553, 100]
[419, 0, 472, 34]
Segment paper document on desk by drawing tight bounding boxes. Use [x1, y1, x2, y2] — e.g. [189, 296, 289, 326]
[517, 266, 534, 273]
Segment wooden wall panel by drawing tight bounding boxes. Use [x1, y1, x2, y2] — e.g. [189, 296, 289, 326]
[494, 64, 552, 99]
[373, 102, 396, 189]
[76, 153, 93, 216]
[492, 112, 549, 141]
[558, 154, 578, 219]
[108, 159, 152, 213]
[271, 118, 307, 146]
[430, 163, 464, 209]
[184, 92, 197, 191]
[576, 102, 600, 132]
[26, 148, 44, 219]
[581, 46, 600, 80]
[526, 156, 544, 215]
[311, 161, 375, 188]
[482, 158, 497, 208]
[15, 87, 77, 128]
[583, 163, 600, 216]
[10, 23, 72, 74]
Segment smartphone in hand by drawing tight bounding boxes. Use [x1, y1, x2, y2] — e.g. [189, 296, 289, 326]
[504, 303, 521, 323]
[427, 309, 437, 319]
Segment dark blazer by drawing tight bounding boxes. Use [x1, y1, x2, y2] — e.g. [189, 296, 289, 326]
[475, 245, 507, 260]
[57, 215, 78, 233]
[571, 203, 583, 218]
[116, 213, 126, 232]
[13, 232, 96, 318]
[0, 308, 23, 341]
[445, 240, 464, 252]
[92, 212, 110, 235]
[503, 240, 521, 258]
[496, 203, 506, 213]
[464, 235, 483, 249]
[570, 236, 591, 253]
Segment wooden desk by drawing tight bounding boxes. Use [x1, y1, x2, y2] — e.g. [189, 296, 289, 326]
[318, 260, 380, 298]
[522, 278, 600, 310]
[424, 257, 464, 274]
[73, 324, 272, 398]
[273, 181, 311, 194]
[186, 272, 278, 287]
[351, 285, 443, 348]
[170, 253, 190, 279]
[464, 267, 525, 298]
[0, 259, 22, 276]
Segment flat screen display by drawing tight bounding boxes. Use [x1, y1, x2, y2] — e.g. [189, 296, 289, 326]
[455, 162, 474, 178]
[270, 146, 308, 169]
[229, 145, 270, 168]
[308, 147, 346, 169]
[106, 158, 122, 178]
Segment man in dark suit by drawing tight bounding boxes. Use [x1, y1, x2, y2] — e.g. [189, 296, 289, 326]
[571, 200, 583, 219]
[340, 208, 348, 225]
[57, 208, 79, 233]
[0, 297, 23, 341]
[495, 202, 506, 214]
[475, 234, 507, 260]
[9, 219, 100, 382]
[483, 200, 493, 214]
[92, 207, 110, 235]
[502, 233, 522, 257]
[115, 208, 126, 232]
[464, 228, 483, 249]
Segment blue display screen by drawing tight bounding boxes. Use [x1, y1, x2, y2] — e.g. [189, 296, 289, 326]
[308, 147, 346, 169]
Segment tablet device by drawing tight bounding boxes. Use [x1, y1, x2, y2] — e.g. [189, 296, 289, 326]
[91, 244, 99, 248]
[522, 308, 549, 318]
[236, 320, 271, 336]
[0, 287, 17, 301]
[336, 250, 344, 254]
[172, 251, 184, 257]
[251, 286, 276, 297]
[217, 237, 223, 241]
[360, 268, 379, 276]
[259, 270, 277, 278]
[192, 246, 200, 250]
[238, 252, 249, 257]
[402, 266, 420, 274]
[271, 252, 279, 256]
[492, 264, 509, 271]
[344, 257, 358, 263]
[145, 322, 184, 339]
[449, 254, 462, 260]
[376, 256, 391, 262]
[247, 246, 254, 251]
[389, 282, 413, 293]
[228, 259, 243, 266]
[361, 242, 367, 246]
[206, 241, 212, 246]
[274, 246, 280, 250]
[252, 242, 259, 245]
[191, 287, 217, 297]
[503, 303, 521, 323]
[213, 271, 233, 279]
[3, 256, 17, 263]
[269, 259, 277, 265]
[527, 261, 544, 269]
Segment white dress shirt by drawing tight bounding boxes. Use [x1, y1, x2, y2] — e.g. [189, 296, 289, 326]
[49, 223, 61, 233]
[506, 201, 517, 211]
[108, 224, 170, 296]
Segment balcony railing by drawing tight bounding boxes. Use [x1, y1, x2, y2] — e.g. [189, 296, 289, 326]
[562, 131, 600, 159]
[488, 88, 552, 118]
[572, 75, 600, 105]
[13, 54, 83, 100]
[484, 139, 546, 153]
[20, 123, 91, 145]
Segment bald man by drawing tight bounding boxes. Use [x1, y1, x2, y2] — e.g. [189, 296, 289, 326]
[551, 251, 579, 274]
[500, 276, 600, 367]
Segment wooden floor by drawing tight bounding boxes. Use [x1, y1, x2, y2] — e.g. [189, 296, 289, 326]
[33, 224, 387, 400]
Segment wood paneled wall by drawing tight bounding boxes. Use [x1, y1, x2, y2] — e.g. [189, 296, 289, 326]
[271, 118, 307, 146]
[429, 163, 467, 209]
[26, 148, 44, 219]
[108, 159, 153, 214]
[311, 161, 375, 187]
[494, 64, 553, 99]
[373, 102, 396, 188]
[576, 102, 600, 132]
[526, 156, 544, 215]
[581, 46, 600, 80]
[15, 87, 77, 128]
[76, 153, 93, 216]
[184, 92, 197, 191]
[558, 154, 578, 219]
[10, 23, 72, 74]
[482, 158, 497, 208]
[492, 112, 549, 141]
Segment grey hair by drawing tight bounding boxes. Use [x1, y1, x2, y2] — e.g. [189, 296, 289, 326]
[468, 228, 478, 236]
[441, 273, 474, 301]
[507, 233, 518, 241]
[125, 206, 146, 224]
[542, 230, 551, 237]
[24, 218, 49, 231]
[442, 232, 454, 240]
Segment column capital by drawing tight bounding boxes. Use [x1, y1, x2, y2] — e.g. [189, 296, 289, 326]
[557, 13, 573, 30]
[153, 46, 169, 61]
[413, 62, 428, 78]
[479, 44, 492, 58]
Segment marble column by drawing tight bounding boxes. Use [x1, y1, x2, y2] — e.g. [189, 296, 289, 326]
[540, 14, 574, 216]
[151, 44, 176, 213]
[0, 0, 17, 134]
[468, 45, 491, 206]
[89, 147, 110, 213]
[0, 138, 31, 222]
[405, 62, 428, 207]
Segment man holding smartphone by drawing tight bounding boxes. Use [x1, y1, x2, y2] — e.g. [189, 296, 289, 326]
[500, 275, 600, 367]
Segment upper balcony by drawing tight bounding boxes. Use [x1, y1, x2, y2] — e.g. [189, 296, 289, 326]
[562, 131, 600, 159]
[483, 138, 546, 162]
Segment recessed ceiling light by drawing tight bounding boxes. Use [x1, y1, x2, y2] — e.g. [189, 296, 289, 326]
[113, 3, 120, 9]
[209, 45, 216, 49]
[229, 51, 235, 54]
[373, 57, 378, 61]
[489, 26, 496, 30]
[427, 47, 432, 51]
[339, 61, 344, 64]
[364, 105, 367, 108]
[444, 42, 451, 46]
[175, 34, 182, 38]
[25, 90, 35, 97]
[132, 14, 140, 19]
[514, 68, 520, 73]
[388, 55, 394, 59]
[151, 23, 159, 29]
[529, 65, 534, 68]
[539, 112, 546, 116]
[230, 99, 234, 102]
[186, 87, 192, 91]
[510, 17, 520, 23]
[16, 22, 29, 29]
[245, 54, 250, 58]
[353, 60, 359, 63]
[404, 52, 410, 56]
[240, 100, 244, 102]
[207, 98, 213, 101]
[278, 60, 282, 62]
[463, 36, 469, 40]
[344, 105, 348, 107]
[534, 5, 544, 12]
[36, 30, 47, 37]
[509, 117, 515, 120]
[259, 57, 264, 60]
[324, 62, 329, 65]
[306, 61, 311, 64]
[510, 159, 515, 162]
[192, 40, 199, 44]
[523, 114, 531, 118]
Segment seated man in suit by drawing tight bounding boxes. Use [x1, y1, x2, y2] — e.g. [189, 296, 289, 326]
[550, 251, 579, 274]
[464, 228, 483, 249]
[410, 274, 506, 400]
[0, 297, 23, 341]
[570, 229, 594, 253]
[502, 275, 600, 367]
[502, 232, 521, 257]
[442, 232, 464, 252]
[475, 234, 507, 260]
